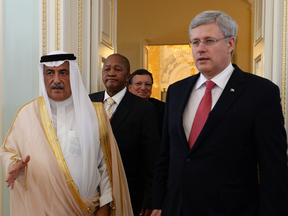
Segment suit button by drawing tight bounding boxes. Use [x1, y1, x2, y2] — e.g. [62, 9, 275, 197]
[186, 158, 191, 162]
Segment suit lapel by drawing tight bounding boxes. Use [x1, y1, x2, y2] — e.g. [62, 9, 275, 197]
[190, 65, 245, 152]
[95, 92, 104, 102]
[110, 91, 133, 132]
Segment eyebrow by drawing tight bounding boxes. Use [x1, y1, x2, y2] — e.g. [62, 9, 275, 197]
[44, 68, 69, 73]
[59, 69, 69, 72]
[45, 68, 54, 72]
[192, 36, 214, 40]
[104, 64, 123, 68]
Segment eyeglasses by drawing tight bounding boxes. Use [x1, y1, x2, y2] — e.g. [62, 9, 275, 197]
[189, 36, 231, 48]
[134, 82, 152, 88]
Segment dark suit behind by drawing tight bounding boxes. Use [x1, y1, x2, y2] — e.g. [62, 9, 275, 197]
[148, 98, 165, 139]
[90, 90, 160, 215]
[153, 64, 288, 216]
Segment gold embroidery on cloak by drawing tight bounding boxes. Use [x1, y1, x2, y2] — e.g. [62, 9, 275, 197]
[93, 102, 125, 215]
[39, 97, 92, 215]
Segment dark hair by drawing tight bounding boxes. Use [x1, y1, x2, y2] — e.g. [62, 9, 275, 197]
[105, 53, 130, 74]
[128, 69, 153, 85]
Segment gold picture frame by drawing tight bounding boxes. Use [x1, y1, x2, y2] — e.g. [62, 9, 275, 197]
[254, 0, 264, 45]
[254, 53, 263, 77]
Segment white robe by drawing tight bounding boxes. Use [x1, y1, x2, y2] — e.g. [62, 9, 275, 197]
[0, 98, 133, 216]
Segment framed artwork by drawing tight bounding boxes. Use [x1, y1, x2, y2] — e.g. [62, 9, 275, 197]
[100, 0, 114, 49]
[254, 53, 263, 77]
[254, 0, 264, 45]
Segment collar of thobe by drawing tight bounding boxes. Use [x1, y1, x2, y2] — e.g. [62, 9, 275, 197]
[104, 87, 126, 105]
[49, 96, 73, 109]
[196, 63, 234, 90]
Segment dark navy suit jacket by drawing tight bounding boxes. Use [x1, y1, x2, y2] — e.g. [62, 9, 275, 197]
[148, 98, 165, 139]
[153, 64, 288, 216]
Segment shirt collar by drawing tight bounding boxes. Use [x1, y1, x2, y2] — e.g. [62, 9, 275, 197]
[196, 63, 234, 90]
[104, 87, 127, 105]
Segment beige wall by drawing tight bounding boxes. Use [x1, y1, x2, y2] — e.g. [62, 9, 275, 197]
[118, 0, 252, 74]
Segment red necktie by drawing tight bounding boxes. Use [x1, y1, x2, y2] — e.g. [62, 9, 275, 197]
[188, 81, 215, 149]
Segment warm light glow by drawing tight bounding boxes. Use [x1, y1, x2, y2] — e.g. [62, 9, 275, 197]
[167, 45, 196, 76]
[147, 45, 198, 101]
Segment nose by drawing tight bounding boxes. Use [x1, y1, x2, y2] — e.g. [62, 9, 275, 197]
[140, 84, 147, 90]
[107, 69, 116, 77]
[54, 72, 61, 84]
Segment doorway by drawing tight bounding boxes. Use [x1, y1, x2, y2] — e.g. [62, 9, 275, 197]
[146, 44, 198, 102]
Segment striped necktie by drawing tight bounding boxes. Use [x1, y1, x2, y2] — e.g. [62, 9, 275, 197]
[106, 97, 115, 119]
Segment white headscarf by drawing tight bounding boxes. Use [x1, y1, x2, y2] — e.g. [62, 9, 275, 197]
[38, 51, 102, 199]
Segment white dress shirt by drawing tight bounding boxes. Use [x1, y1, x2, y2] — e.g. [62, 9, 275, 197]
[49, 96, 112, 206]
[183, 63, 234, 140]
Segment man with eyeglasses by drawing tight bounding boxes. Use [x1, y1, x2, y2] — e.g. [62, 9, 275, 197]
[128, 69, 165, 138]
[152, 10, 288, 216]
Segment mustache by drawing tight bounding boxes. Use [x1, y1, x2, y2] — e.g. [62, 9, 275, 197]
[50, 83, 65, 88]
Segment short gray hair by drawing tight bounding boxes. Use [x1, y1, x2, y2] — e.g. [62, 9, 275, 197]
[189, 11, 238, 55]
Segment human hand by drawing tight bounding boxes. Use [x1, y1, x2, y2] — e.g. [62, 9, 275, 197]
[139, 208, 153, 216]
[6, 155, 30, 189]
[95, 204, 110, 216]
[151, 209, 162, 216]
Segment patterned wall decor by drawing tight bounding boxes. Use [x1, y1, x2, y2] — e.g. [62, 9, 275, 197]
[78, 0, 82, 72]
[42, 0, 47, 55]
[282, 0, 287, 125]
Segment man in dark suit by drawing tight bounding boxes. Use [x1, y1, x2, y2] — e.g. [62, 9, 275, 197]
[152, 11, 288, 216]
[89, 54, 160, 216]
[128, 69, 165, 138]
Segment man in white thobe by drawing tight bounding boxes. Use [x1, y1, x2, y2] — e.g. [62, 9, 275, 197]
[0, 51, 133, 216]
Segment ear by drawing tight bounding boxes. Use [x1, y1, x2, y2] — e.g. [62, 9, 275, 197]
[227, 36, 236, 55]
[126, 73, 131, 82]
[128, 84, 132, 91]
